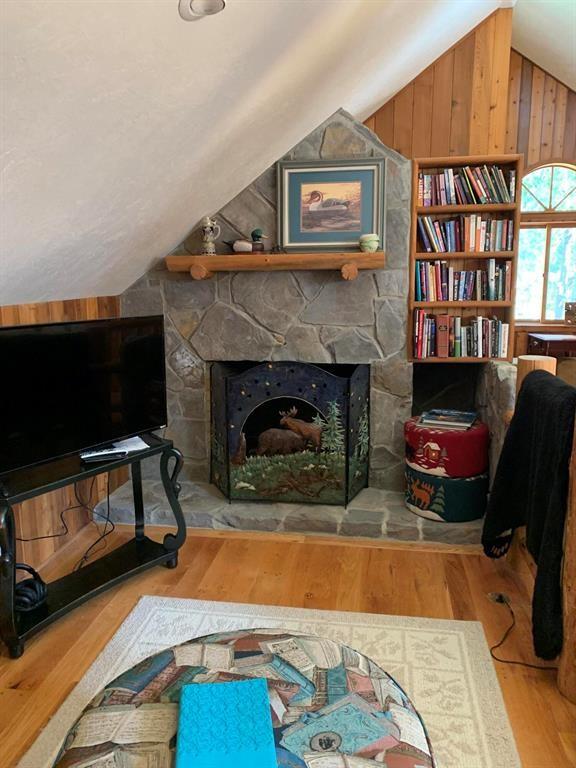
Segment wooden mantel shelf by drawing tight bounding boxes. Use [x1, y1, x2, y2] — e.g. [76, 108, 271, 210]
[165, 251, 385, 281]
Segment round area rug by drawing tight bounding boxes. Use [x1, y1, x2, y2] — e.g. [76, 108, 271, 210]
[52, 628, 435, 767]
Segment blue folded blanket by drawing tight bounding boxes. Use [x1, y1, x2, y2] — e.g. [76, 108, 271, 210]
[176, 678, 277, 767]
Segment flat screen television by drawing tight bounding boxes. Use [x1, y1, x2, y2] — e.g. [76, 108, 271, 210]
[0, 315, 167, 476]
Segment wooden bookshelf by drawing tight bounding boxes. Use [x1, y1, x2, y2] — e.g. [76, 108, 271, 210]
[409, 154, 523, 363]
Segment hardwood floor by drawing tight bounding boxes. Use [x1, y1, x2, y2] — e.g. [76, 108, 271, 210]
[1, 526, 574, 767]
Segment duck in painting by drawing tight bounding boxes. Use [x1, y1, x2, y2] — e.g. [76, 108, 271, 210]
[306, 190, 351, 212]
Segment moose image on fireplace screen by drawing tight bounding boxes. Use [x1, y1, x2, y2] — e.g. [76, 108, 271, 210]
[211, 362, 370, 505]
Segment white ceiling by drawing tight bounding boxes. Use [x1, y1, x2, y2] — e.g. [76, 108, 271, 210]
[512, 0, 576, 88]
[1, 0, 512, 304]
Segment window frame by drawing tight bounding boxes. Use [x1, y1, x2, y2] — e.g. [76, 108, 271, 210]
[517, 163, 576, 324]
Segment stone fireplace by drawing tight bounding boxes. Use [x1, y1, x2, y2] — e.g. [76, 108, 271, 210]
[105, 109, 485, 544]
[121, 109, 413, 494]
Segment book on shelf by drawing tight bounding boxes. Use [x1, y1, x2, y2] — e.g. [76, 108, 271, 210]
[413, 309, 509, 359]
[419, 409, 477, 430]
[415, 259, 512, 302]
[417, 214, 514, 253]
[417, 164, 516, 206]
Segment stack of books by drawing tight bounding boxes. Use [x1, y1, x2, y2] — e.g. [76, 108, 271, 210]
[417, 214, 514, 253]
[415, 259, 512, 302]
[417, 165, 516, 206]
[413, 311, 510, 359]
[419, 409, 477, 431]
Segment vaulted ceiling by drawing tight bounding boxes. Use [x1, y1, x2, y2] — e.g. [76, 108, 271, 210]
[1, 0, 561, 305]
[512, 0, 576, 89]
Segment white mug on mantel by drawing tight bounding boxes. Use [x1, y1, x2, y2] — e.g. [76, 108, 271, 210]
[359, 233, 380, 252]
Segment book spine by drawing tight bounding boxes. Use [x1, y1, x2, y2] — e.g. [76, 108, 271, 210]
[454, 316, 461, 357]
[502, 322, 509, 358]
[270, 656, 316, 700]
[433, 221, 446, 252]
[424, 175, 431, 206]
[507, 219, 514, 251]
[447, 168, 456, 205]
[435, 260, 442, 300]
[436, 314, 449, 357]
[476, 316, 483, 358]
[417, 217, 433, 252]
[424, 217, 440, 252]
[441, 261, 448, 301]
[488, 258, 495, 301]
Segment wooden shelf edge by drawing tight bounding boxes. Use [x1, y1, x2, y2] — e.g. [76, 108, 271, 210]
[411, 301, 512, 308]
[416, 203, 517, 214]
[165, 251, 385, 281]
[414, 154, 522, 168]
[410, 357, 513, 363]
[414, 251, 514, 259]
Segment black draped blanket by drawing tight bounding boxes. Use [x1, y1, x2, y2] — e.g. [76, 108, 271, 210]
[482, 369, 576, 659]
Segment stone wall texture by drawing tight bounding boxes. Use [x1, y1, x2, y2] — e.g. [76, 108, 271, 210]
[121, 110, 412, 490]
[475, 360, 517, 484]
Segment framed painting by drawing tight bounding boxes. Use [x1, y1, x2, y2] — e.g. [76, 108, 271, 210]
[277, 158, 386, 251]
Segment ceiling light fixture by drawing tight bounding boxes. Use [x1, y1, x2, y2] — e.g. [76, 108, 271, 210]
[178, 0, 226, 21]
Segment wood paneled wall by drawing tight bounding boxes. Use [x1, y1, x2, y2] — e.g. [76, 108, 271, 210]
[365, 9, 514, 158]
[506, 50, 576, 170]
[365, 7, 575, 170]
[0, 296, 123, 571]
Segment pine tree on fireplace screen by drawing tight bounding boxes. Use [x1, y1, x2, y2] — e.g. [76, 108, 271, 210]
[211, 362, 370, 506]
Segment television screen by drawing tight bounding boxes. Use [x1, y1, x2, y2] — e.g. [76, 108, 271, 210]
[0, 315, 167, 475]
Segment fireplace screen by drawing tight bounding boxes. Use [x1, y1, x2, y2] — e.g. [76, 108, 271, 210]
[211, 361, 369, 505]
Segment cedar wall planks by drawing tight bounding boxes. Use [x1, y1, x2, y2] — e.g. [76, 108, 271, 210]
[366, 8, 576, 168]
[0, 296, 124, 571]
[507, 50, 576, 169]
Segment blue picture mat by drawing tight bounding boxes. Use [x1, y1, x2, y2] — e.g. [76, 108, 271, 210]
[287, 168, 376, 244]
[175, 678, 277, 768]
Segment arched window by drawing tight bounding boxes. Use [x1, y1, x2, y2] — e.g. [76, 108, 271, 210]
[515, 164, 576, 322]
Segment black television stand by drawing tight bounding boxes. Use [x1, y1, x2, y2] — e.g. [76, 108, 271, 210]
[0, 434, 186, 658]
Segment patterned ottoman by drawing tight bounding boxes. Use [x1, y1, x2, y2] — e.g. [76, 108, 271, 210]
[404, 417, 489, 522]
[52, 629, 436, 767]
[404, 417, 489, 478]
[405, 464, 489, 522]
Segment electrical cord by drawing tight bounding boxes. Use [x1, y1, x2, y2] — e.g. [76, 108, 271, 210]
[489, 593, 559, 671]
[16, 504, 71, 542]
[15, 476, 98, 543]
[73, 473, 115, 571]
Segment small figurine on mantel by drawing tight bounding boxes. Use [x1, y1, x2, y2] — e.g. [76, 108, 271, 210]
[200, 216, 221, 255]
[225, 228, 269, 253]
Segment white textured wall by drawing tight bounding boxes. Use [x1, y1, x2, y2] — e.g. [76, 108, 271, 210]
[1, 0, 505, 304]
[513, 0, 576, 89]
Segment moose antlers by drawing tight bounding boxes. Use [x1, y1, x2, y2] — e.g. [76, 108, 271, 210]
[279, 406, 298, 417]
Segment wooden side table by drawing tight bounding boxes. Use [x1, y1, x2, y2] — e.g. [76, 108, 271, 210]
[527, 333, 576, 358]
